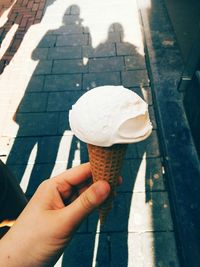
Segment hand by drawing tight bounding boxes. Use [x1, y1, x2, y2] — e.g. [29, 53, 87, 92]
[0, 163, 111, 267]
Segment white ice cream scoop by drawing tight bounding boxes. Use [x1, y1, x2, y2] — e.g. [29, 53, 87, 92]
[69, 85, 152, 147]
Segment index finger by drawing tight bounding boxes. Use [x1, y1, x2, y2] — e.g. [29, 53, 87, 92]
[53, 162, 92, 187]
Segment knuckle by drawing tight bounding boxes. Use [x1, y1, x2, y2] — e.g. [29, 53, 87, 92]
[80, 192, 94, 212]
[40, 180, 49, 188]
[37, 179, 50, 192]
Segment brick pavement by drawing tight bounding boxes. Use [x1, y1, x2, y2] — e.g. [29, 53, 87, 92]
[0, 1, 180, 266]
[0, 0, 47, 73]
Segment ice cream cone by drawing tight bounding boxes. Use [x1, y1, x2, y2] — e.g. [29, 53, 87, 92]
[87, 143, 127, 224]
[70, 86, 152, 224]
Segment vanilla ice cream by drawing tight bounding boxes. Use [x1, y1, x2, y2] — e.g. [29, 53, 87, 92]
[69, 85, 152, 147]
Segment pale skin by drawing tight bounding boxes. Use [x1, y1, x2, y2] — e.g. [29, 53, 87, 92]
[0, 163, 118, 267]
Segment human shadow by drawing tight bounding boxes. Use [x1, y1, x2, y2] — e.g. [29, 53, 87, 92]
[0, 0, 57, 73]
[6, 5, 87, 199]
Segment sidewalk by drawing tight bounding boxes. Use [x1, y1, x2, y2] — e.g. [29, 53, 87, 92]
[0, 0, 180, 266]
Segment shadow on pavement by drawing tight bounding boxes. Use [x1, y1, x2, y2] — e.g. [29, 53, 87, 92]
[5, 4, 173, 267]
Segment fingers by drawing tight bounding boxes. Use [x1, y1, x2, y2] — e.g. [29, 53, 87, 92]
[54, 163, 91, 186]
[51, 163, 123, 206]
[52, 162, 122, 194]
[53, 163, 92, 198]
[77, 175, 122, 196]
[61, 180, 110, 230]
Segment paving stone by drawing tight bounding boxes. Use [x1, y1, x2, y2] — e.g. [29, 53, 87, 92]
[7, 134, 73, 165]
[56, 33, 89, 46]
[93, 234, 111, 267]
[89, 191, 173, 232]
[38, 34, 57, 48]
[142, 232, 180, 267]
[52, 59, 88, 74]
[57, 115, 89, 166]
[110, 233, 143, 267]
[0, 95, 6, 111]
[62, 14, 83, 25]
[7, 162, 88, 225]
[105, 32, 121, 43]
[83, 72, 121, 90]
[17, 92, 48, 112]
[122, 70, 149, 87]
[88, 31, 121, 43]
[137, 130, 160, 158]
[128, 191, 173, 232]
[82, 43, 116, 58]
[144, 29, 182, 67]
[63, 5, 72, 15]
[88, 193, 131, 232]
[6, 137, 39, 165]
[10, 112, 59, 136]
[0, 92, 11, 106]
[47, 91, 83, 111]
[149, 106, 157, 129]
[144, 158, 165, 191]
[58, 124, 87, 170]
[69, 5, 81, 15]
[47, 46, 82, 60]
[10, 163, 56, 195]
[77, 218, 88, 233]
[44, 74, 82, 91]
[125, 143, 138, 159]
[117, 42, 141, 56]
[0, 137, 10, 157]
[39, 135, 75, 164]
[83, 23, 115, 34]
[27, 75, 45, 92]
[62, 233, 109, 267]
[120, 157, 165, 193]
[125, 55, 146, 70]
[31, 47, 48, 60]
[113, 23, 124, 32]
[34, 60, 53, 75]
[131, 86, 153, 106]
[58, 111, 70, 133]
[52, 24, 84, 35]
[65, 137, 89, 168]
[89, 57, 124, 72]
[1, 113, 19, 138]
[121, 161, 135, 193]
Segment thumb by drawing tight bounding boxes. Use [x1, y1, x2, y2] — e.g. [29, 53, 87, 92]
[62, 180, 110, 230]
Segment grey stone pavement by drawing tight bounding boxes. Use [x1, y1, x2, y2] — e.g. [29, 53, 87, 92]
[0, 1, 180, 266]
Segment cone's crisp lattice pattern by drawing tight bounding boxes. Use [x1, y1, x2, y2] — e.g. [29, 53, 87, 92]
[87, 143, 127, 224]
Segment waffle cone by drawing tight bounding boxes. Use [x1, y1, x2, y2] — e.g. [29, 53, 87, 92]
[87, 143, 127, 224]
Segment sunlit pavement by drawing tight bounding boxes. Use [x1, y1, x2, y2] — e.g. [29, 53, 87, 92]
[0, 0, 180, 266]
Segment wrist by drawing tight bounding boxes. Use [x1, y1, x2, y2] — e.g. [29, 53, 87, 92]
[0, 226, 40, 267]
